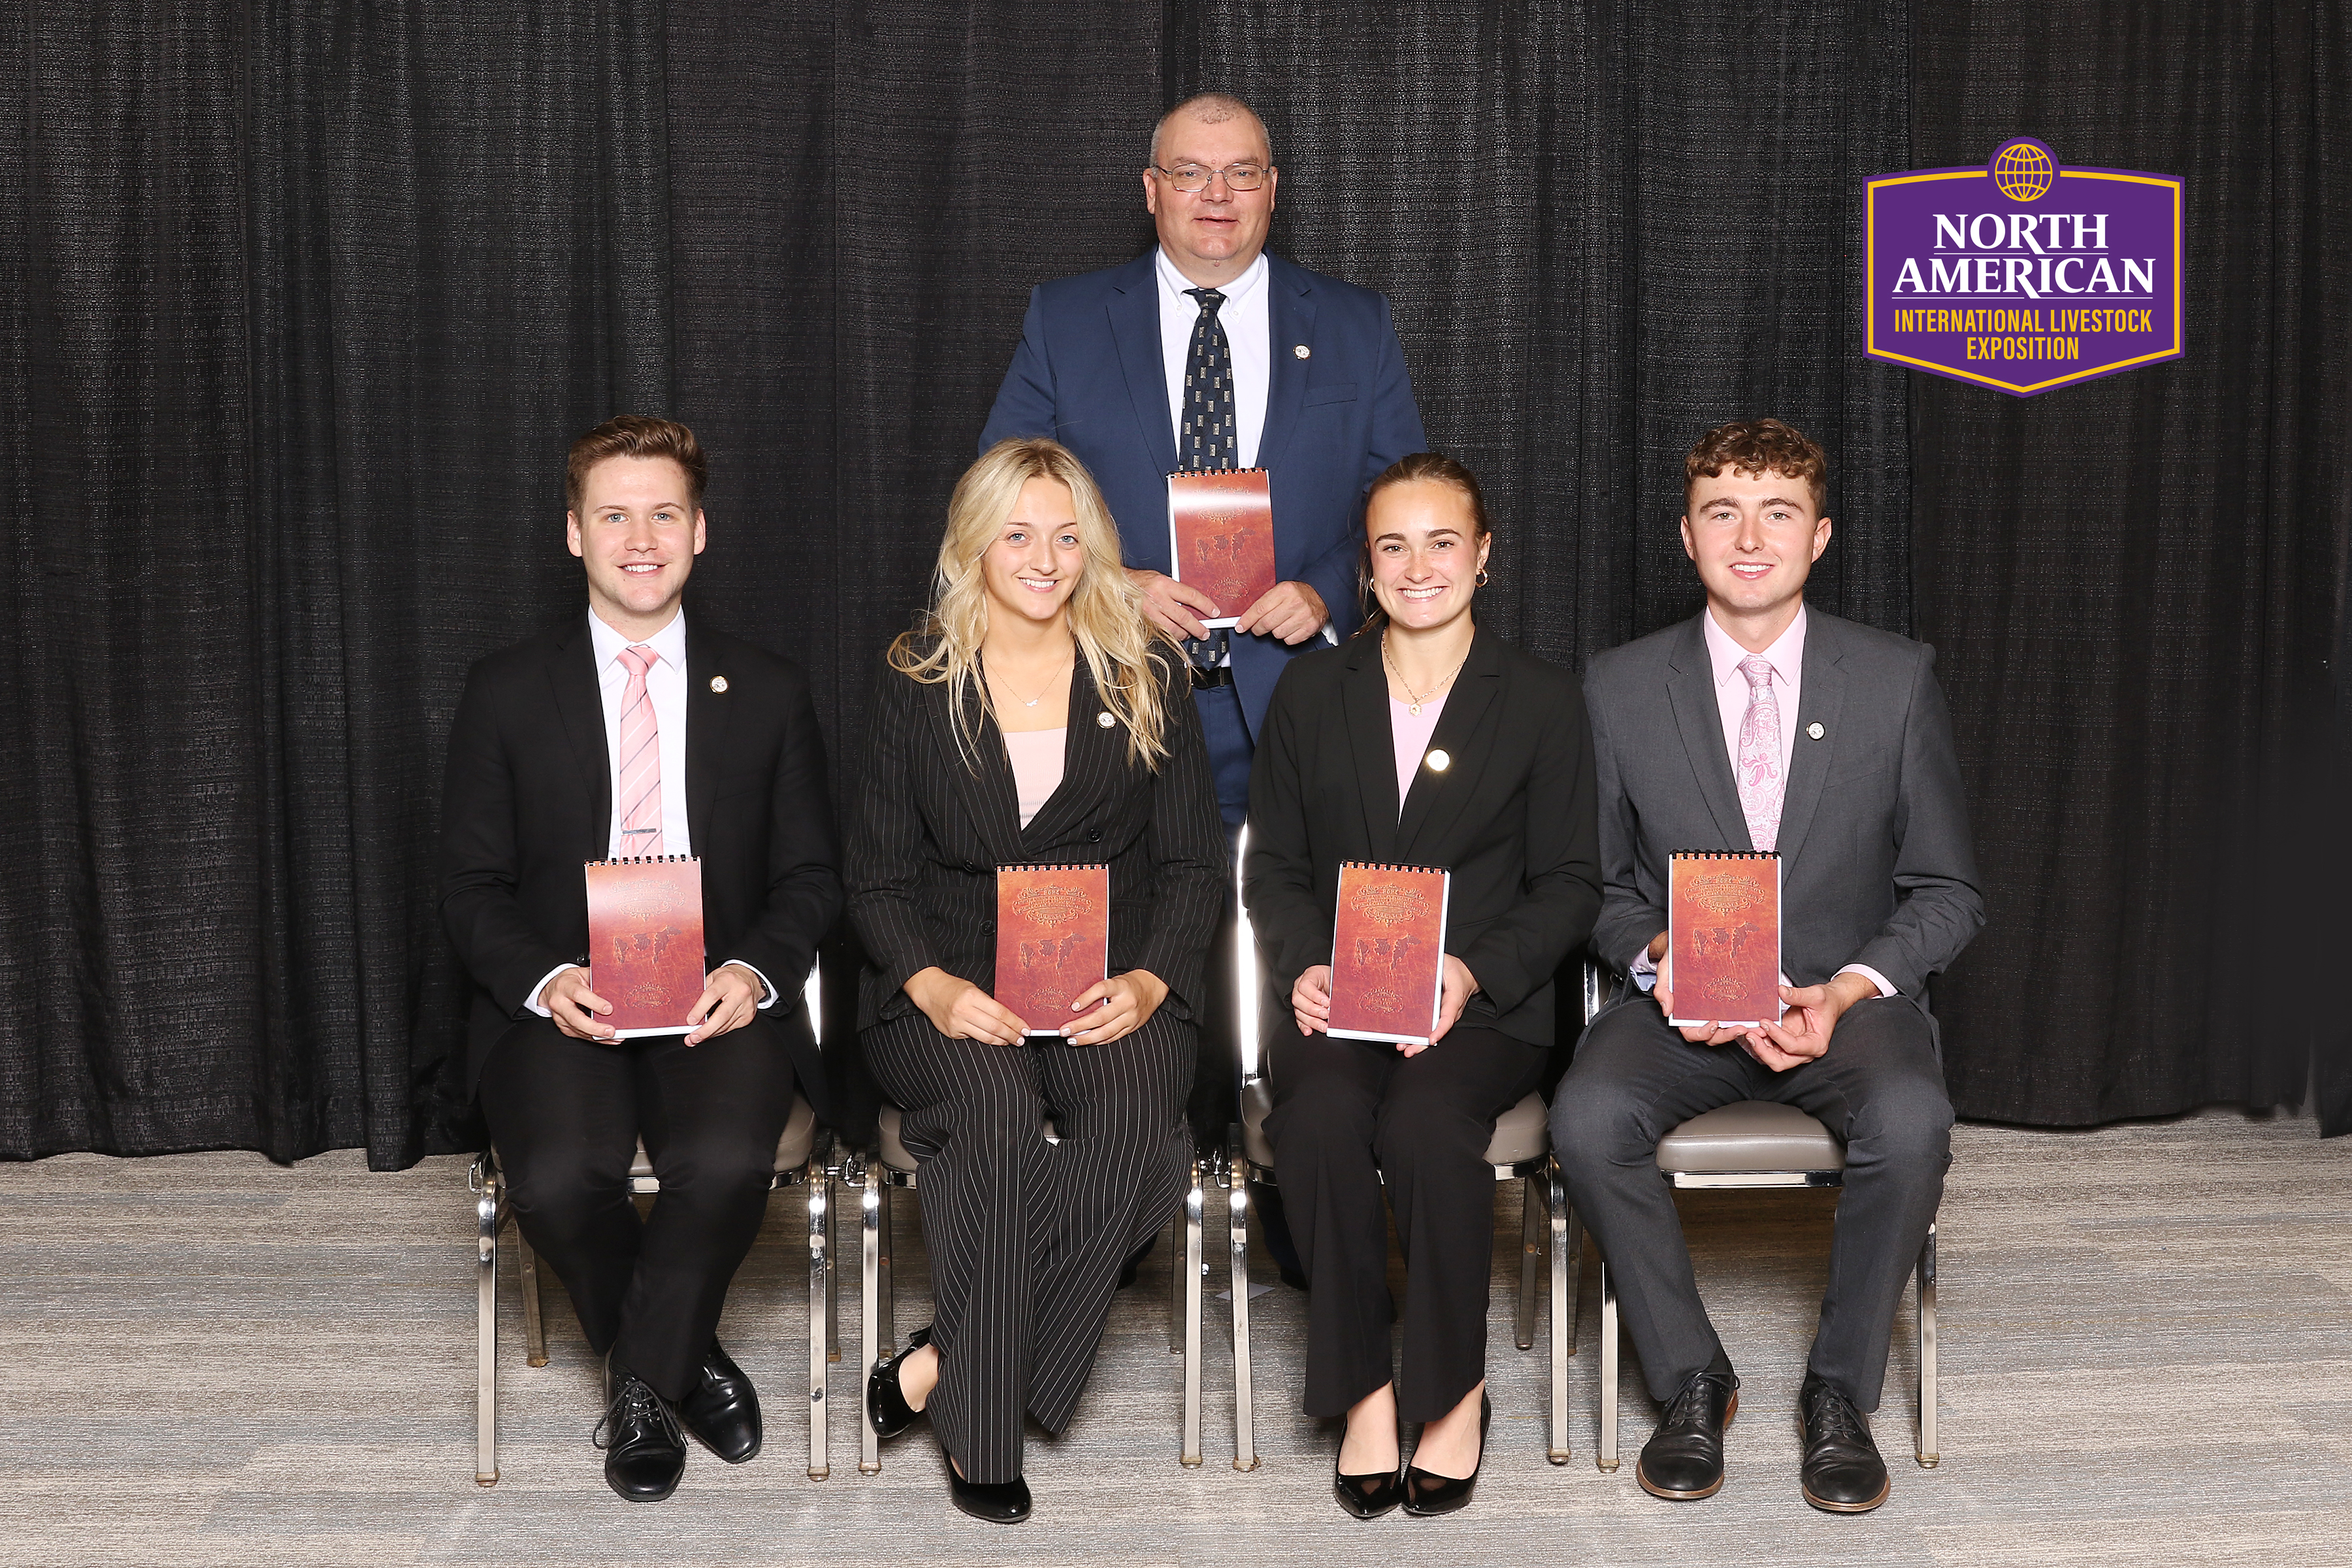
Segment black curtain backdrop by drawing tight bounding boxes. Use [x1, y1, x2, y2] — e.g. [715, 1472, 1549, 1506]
[2, 2, 2341, 1167]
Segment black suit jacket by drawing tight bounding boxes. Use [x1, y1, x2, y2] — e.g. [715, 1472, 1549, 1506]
[439, 613, 844, 1109]
[845, 645, 1226, 1034]
[1243, 626, 1603, 1049]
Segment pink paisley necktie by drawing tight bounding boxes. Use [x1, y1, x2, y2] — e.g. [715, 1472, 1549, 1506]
[616, 644, 663, 856]
[1735, 654, 1783, 852]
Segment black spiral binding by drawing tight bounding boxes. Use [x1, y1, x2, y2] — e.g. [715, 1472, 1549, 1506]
[585, 855, 702, 868]
[1668, 850, 1779, 863]
[996, 862, 1110, 876]
[1339, 858, 1448, 876]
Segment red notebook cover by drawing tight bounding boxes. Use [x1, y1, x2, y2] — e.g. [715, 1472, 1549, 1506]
[1667, 851, 1782, 1028]
[1327, 861, 1451, 1046]
[585, 857, 707, 1037]
[1167, 468, 1277, 629]
[994, 864, 1110, 1036]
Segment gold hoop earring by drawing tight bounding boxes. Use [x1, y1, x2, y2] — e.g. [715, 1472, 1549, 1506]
[1475, 567, 1491, 588]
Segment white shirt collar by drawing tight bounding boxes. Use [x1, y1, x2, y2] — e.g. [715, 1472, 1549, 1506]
[588, 604, 688, 672]
[1154, 246, 1268, 308]
[1703, 600, 1806, 688]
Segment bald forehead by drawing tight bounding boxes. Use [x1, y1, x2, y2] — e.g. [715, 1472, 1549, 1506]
[1151, 103, 1272, 166]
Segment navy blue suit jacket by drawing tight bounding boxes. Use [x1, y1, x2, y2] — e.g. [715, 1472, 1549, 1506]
[979, 252, 1427, 738]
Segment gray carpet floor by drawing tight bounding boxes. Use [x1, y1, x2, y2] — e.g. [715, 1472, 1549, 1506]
[1, 1107, 2344, 1567]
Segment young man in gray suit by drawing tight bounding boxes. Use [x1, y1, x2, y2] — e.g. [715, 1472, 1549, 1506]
[1554, 418, 1982, 1514]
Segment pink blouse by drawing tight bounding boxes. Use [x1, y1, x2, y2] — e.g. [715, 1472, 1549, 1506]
[1002, 728, 1067, 828]
[1390, 694, 1448, 816]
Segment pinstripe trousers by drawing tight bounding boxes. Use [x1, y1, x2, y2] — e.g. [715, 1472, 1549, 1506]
[863, 1009, 1195, 1484]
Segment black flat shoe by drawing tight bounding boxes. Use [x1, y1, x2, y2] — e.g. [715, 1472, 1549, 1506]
[948, 1462, 1032, 1524]
[1402, 1394, 1490, 1517]
[1798, 1372, 1890, 1513]
[594, 1368, 687, 1502]
[1638, 1369, 1740, 1501]
[678, 1337, 762, 1463]
[1333, 1423, 1405, 1520]
[866, 1324, 933, 1440]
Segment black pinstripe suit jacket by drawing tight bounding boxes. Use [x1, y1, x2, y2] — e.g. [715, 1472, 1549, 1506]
[846, 643, 1226, 1034]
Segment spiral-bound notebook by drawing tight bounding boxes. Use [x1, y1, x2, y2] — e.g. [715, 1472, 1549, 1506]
[1667, 851, 1782, 1028]
[994, 864, 1110, 1036]
[584, 856, 706, 1037]
[1327, 860, 1451, 1046]
[1167, 468, 1276, 628]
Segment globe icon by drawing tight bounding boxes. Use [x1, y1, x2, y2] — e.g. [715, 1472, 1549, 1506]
[1993, 140, 2054, 201]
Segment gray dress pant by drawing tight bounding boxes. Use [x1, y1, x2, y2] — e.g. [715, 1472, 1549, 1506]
[863, 1011, 1194, 1484]
[1550, 990, 1951, 1411]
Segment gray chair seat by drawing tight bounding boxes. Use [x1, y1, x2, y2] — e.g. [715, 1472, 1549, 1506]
[1656, 1100, 1844, 1174]
[1240, 1078, 1548, 1170]
[629, 1092, 819, 1181]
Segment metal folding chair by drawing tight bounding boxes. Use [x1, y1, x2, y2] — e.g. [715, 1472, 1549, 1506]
[471, 967, 837, 1485]
[1580, 965, 1941, 1472]
[843, 1105, 1211, 1472]
[1220, 825, 1585, 1470]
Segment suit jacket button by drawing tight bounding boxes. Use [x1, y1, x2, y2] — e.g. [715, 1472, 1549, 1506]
[1087, 829, 1102, 843]
[964, 860, 981, 874]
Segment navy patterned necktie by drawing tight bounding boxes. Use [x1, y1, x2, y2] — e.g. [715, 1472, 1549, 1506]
[1179, 287, 1237, 471]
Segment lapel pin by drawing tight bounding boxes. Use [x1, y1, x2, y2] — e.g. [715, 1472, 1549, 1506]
[1426, 748, 1450, 772]
[1806, 721, 1823, 740]
[710, 676, 728, 693]
[1096, 710, 1117, 728]
[1293, 344, 1311, 359]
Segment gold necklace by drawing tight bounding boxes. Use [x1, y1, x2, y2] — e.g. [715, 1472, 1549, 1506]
[988, 649, 1071, 710]
[1382, 630, 1469, 717]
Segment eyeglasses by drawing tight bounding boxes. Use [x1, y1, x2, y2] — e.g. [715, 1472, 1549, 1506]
[1151, 162, 1269, 193]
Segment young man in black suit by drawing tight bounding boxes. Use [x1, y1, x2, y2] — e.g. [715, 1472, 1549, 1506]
[440, 415, 842, 1501]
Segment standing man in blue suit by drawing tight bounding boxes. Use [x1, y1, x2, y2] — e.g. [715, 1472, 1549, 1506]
[980, 91, 1428, 832]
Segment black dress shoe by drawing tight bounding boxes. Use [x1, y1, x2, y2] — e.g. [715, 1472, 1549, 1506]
[677, 1338, 762, 1463]
[1637, 1369, 1740, 1501]
[866, 1324, 933, 1440]
[1402, 1394, 1490, 1516]
[594, 1369, 687, 1502]
[1333, 1423, 1405, 1520]
[1798, 1372, 1890, 1513]
[948, 1461, 1032, 1524]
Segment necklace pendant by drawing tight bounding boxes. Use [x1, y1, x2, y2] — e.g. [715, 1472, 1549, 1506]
[1408, 702, 1422, 716]
[1022, 696, 1040, 707]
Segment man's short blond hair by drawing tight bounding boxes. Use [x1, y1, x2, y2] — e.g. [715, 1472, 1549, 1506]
[1150, 92, 1273, 167]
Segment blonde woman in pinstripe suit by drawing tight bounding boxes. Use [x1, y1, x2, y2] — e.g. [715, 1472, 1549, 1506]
[847, 438, 1226, 1523]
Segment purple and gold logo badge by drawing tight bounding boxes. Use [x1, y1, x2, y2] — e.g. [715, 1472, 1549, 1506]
[1867, 139, 2181, 397]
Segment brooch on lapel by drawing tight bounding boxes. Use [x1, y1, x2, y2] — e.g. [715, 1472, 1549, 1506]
[1425, 749, 1451, 772]
[1806, 722, 1823, 740]
[1096, 710, 1117, 728]
[710, 676, 729, 693]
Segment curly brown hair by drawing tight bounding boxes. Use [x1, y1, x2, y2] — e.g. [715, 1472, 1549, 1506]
[1683, 418, 1827, 512]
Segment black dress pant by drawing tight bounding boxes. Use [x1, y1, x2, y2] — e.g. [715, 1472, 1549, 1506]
[1550, 990, 1952, 1411]
[862, 1011, 1194, 1485]
[1265, 1024, 1546, 1422]
[478, 1016, 797, 1403]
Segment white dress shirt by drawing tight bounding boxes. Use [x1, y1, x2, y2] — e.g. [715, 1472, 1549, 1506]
[527, 606, 775, 1017]
[1631, 602, 1896, 1002]
[1154, 248, 1271, 469]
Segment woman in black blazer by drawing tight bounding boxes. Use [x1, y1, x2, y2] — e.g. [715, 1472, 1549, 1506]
[846, 437, 1224, 1524]
[1244, 453, 1602, 1518]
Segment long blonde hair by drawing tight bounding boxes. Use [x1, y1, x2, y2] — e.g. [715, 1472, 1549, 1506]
[889, 438, 1175, 769]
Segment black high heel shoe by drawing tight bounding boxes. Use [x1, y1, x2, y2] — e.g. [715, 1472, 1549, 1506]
[948, 1458, 1033, 1524]
[1402, 1394, 1490, 1517]
[865, 1324, 933, 1440]
[1333, 1423, 1405, 1520]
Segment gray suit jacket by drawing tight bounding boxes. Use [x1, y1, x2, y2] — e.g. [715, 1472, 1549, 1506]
[1583, 608, 1983, 994]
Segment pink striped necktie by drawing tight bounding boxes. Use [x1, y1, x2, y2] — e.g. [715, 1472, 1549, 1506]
[617, 644, 663, 856]
[1735, 654, 1784, 852]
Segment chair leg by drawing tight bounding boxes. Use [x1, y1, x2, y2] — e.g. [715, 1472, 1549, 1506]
[1228, 1154, 1259, 1471]
[806, 1164, 830, 1481]
[1917, 1216, 1939, 1467]
[1516, 1174, 1541, 1351]
[1546, 1163, 1571, 1464]
[474, 1161, 500, 1486]
[1597, 1256, 1620, 1472]
[877, 1181, 897, 1356]
[826, 1167, 842, 1364]
[1168, 1210, 1184, 1355]
[1182, 1159, 1204, 1467]
[858, 1158, 883, 1476]
[515, 1226, 548, 1369]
